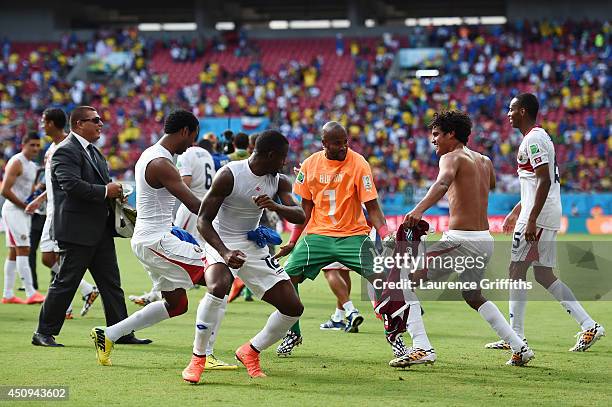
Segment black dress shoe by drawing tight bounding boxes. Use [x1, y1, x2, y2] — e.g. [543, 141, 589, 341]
[115, 335, 152, 345]
[32, 332, 64, 347]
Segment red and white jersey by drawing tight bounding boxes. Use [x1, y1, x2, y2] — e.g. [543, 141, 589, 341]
[516, 126, 561, 230]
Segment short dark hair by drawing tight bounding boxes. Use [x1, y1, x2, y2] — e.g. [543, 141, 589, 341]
[429, 110, 472, 144]
[43, 108, 67, 130]
[198, 138, 213, 153]
[222, 130, 234, 141]
[515, 93, 539, 120]
[164, 109, 199, 134]
[70, 106, 96, 128]
[23, 132, 41, 144]
[234, 132, 249, 149]
[254, 130, 288, 155]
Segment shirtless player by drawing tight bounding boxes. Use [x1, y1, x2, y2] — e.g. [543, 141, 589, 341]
[390, 110, 535, 367]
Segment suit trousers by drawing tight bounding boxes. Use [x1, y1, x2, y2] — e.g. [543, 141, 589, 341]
[28, 213, 46, 290]
[37, 225, 129, 335]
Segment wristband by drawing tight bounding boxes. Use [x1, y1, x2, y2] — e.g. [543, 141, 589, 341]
[378, 224, 390, 239]
[289, 226, 304, 243]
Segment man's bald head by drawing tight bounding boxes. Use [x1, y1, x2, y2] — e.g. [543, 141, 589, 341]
[321, 121, 348, 161]
[321, 121, 347, 140]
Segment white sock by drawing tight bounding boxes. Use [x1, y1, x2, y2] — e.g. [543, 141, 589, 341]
[106, 301, 170, 342]
[3, 259, 16, 298]
[205, 295, 228, 356]
[150, 291, 162, 302]
[66, 303, 73, 314]
[342, 300, 356, 316]
[15, 256, 35, 297]
[79, 279, 94, 297]
[406, 302, 432, 350]
[251, 311, 299, 352]
[547, 279, 595, 330]
[509, 286, 527, 338]
[478, 301, 525, 353]
[332, 308, 344, 322]
[193, 293, 225, 356]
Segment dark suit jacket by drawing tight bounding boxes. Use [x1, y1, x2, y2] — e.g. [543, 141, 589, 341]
[51, 133, 115, 246]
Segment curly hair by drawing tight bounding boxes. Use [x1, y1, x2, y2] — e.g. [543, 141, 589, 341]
[164, 109, 199, 134]
[428, 110, 472, 144]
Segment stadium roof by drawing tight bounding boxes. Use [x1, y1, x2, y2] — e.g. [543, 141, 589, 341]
[68, 0, 507, 28]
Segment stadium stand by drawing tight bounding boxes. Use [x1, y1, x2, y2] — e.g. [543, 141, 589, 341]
[0, 20, 610, 205]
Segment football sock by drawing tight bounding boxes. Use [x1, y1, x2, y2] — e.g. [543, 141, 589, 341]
[3, 259, 16, 298]
[206, 295, 228, 356]
[79, 279, 94, 297]
[478, 301, 525, 353]
[509, 286, 527, 338]
[16, 256, 35, 297]
[342, 300, 356, 316]
[289, 282, 301, 335]
[66, 304, 73, 314]
[251, 311, 299, 352]
[289, 320, 301, 336]
[547, 279, 595, 330]
[332, 308, 344, 322]
[106, 300, 170, 342]
[406, 302, 432, 350]
[193, 293, 225, 356]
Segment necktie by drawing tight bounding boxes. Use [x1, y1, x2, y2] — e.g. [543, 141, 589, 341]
[87, 144, 100, 172]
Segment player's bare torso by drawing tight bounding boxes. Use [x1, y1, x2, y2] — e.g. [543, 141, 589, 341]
[447, 147, 491, 231]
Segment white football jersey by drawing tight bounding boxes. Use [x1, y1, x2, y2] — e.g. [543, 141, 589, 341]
[44, 142, 58, 216]
[516, 126, 562, 230]
[3, 152, 37, 210]
[132, 143, 177, 244]
[212, 160, 279, 243]
[176, 146, 215, 199]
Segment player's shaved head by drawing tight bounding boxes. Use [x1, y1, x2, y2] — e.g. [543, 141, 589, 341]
[321, 121, 348, 161]
[321, 121, 347, 141]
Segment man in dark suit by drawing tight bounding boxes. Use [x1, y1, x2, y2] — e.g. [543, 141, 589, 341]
[32, 106, 151, 347]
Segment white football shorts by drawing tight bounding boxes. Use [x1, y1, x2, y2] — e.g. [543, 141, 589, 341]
[132, 232, 205, 293]
[510, 223, 557, 268]
[39, 216, 59, 253]
[204, 239, 290, 299]
[2, 205, 31, 248]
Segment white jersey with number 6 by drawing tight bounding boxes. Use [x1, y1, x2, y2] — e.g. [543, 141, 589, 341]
[516, 126, 562, 230]
[174, 146, 215, 240]
[176, 146, 215, 198]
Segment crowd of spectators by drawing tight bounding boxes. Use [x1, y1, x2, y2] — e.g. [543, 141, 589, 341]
[0, 20, 610, 207]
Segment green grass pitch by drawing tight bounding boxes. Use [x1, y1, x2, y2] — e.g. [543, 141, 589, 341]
[0, 233, 611, 406]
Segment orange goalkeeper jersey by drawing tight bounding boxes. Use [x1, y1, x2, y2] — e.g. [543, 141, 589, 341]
[293, 148, 378, 237]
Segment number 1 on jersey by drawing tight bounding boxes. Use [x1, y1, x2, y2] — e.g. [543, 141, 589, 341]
[323, 189, 338, 224]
